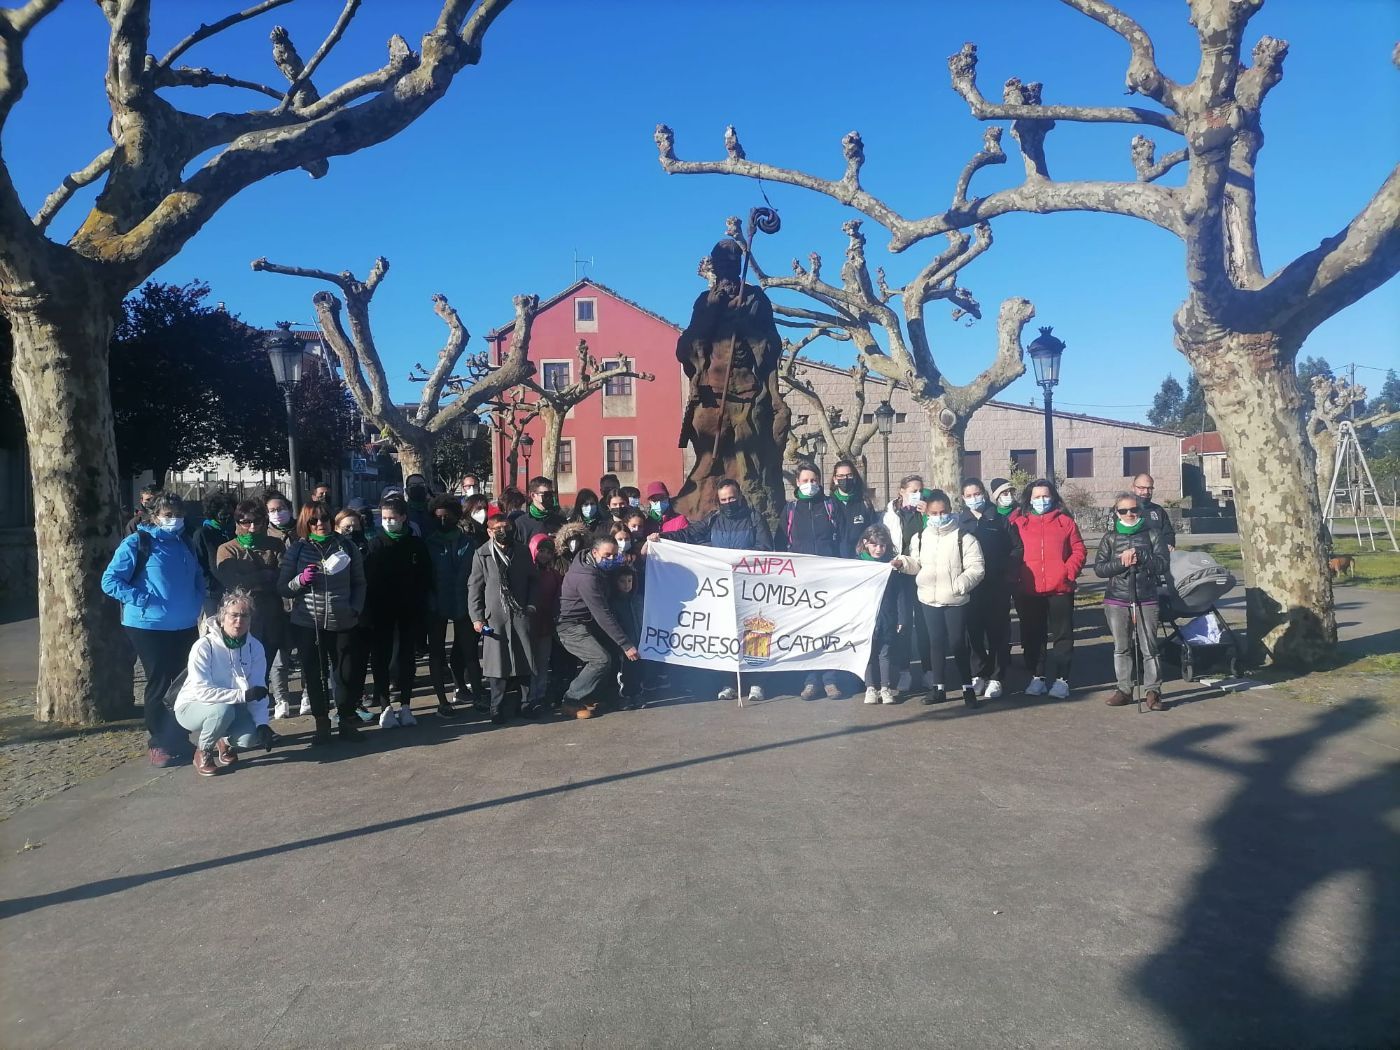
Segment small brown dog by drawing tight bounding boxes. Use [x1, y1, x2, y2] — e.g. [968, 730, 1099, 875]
[1328, 555, 1355, 578]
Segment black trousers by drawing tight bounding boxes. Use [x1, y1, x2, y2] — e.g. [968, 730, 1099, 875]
[427, 615, 484, 704]
[894, 576, 926, 672]
[1017, 592, 1074, 681]
[126, 625, 197, 749]
[290, 622, 368, 719]
[966, 586, 1011, 682]
[369, 614, 423, 704]
[921, 604, 971, 688]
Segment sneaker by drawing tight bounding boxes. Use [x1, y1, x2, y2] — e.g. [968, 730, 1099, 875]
[149, 745, 180, 769]
[355, 704, 375, 723]
[984, 680, 1004, 700]
[971, 677, 987, 696]
[378, 706, 400, 729]
[193, 749, 219, 777]
[879, 687, 898, 705]
[1049, 678, 1070, 700]
[297, 698, 313, 716]
[214, 738, 238, 767]
[437, 701, 457, 718]
[896, 671, 913, 693]
[328, 708, 340, 729]
[746, 686, 765, 703]
[824, 683, 844, 700]
[921, 685, 944, 706]
[397, 705, 417, 727]
[799, 683, 821, 701]
[1025, 677, 1049, 696]
[453, 688, 469, 706]
[273, 700, 290, 720]
[961, 686, 980, 709]
[718, 687, 738, 701]
[863, 687, 879, 705]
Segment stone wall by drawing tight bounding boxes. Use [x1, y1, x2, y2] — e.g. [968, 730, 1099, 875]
[0, 528, 37, 610]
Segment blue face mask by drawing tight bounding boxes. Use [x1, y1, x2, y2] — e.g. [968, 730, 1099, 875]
[966, 495, 986, 512]
[156, 517, 183, 533]
[597, 554, 623, 572]
[1031, 496, 1053, 514]
[930, 512, 954, 528]
[650, 499, 670, 515]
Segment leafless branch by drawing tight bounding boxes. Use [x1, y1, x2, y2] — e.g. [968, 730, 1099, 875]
[157, 0, 295, 68]
[32, 148, 115, 233]
[952, 127, 1006, 208]
[1130, 135, 1188, 183]
[417, 291, 471, 418]
[1057, 0, 1183, 109]
[277, 0, 362, 113]
[154, 66, 284, 100]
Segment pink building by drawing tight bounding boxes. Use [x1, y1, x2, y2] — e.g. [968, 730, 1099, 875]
[486, 279, 686, 497]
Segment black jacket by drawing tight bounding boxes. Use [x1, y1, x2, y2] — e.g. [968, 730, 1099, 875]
[780, 497, 839, 557]
[671, 506, 773, 551]
[959, 509, 1023, 590]
[871, 559, 911, 642]
[558, 552, 635, 650]
[515, 508, 566, 544]
[363, 530, 433, 624]
[832, 496, 878, 558]
[1139, 499, 1176, 549]
[1093, 526, 1170, 604]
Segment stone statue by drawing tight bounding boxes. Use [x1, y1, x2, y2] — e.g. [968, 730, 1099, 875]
[674, 238, 791, 525]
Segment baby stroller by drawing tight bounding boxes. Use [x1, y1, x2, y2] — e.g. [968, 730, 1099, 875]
[1157, 550, 1241, 682]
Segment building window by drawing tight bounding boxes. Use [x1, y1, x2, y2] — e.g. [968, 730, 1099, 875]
[557, 439, 574, 476]
[606, 438, 635, 474]
[541, 361, 571, 392]
[574, 297, 598, 333]
[1011, 449, 1038, 476]
[1220, 456, 1230, 478]
[1066, 448, 1094, 478]
[1123, 446, 1151, 477]
[602, 361, 633, 396]
[962, 451, 982, 479]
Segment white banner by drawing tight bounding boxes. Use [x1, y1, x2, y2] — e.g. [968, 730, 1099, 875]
[640, 542, 894, 676]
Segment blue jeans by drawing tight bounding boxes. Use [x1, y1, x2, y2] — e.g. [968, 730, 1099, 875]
[175, 701, 259, 751]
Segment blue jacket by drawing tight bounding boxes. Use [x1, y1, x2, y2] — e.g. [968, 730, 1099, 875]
[101, 525, 203, 631]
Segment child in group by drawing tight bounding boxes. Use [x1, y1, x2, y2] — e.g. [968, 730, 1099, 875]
[527, 534, 565, 717]
[612, 566, 645, 708]
[857, 524, 910, 705]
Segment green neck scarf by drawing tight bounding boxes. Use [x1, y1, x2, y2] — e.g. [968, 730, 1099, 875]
[235, 532, 256, 549]
[996, 504, 1014, 517]
[220, 632, 247, 649]
[832, 487, 853, 504]
[204, 519, 223, 531]
[308, 531, 330, 543]
[528, 502, 552, 520]
[1115, 516, 1145, 535]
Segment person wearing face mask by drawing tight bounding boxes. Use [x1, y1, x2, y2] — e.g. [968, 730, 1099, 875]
[334, 508, 370, 557]
[363, 495, 434, 727]
[1131, 473, 1176, 551]
[278, 501, 369, 744]
[262, 491, 302, 716]
[556, 535, 639, 718]
[987, 478, 1018, 522]
[459, 473, 481, 499]
[882, 474, 932, 693]
[213, 500, 290, 717]
[647, 479, 772, 703]
[555, 520, 595, 565]
[192, 490, 237, 620]
[621, 508, 651, 545]
[599, 489, 630, 536]
[893, 489, 986, 706]
[423, 494, 482, 718]
[173, 589, 274, 776]
[1008, 479, 1086, 699]
[402, 473, 434, 536]
[780, 465, 843, 699]
[468, 514, 537, 723]
[830, 461, 876, 558]
[526, 534, 565, 717]
[856, 525, 910, 705]
[103, 492, 205, 766]
[515, 476, 566, 544]
[620, 485, 643, 510]
[567, 488, 603, 531]
[610, 523, 638, 565]
[126, 483, 160, 534]
[264, 492, 296, 544]
[643, 480, 690, 536]
[958, 478, 1022, 702]
[462, 494, 490, 544]
[1095, 492, 1170, 711]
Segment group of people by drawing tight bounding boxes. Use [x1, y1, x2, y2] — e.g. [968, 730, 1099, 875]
[103, 464, 1176, 778]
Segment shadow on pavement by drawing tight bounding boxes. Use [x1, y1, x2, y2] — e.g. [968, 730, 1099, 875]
[1131, 696, 1400, 1047]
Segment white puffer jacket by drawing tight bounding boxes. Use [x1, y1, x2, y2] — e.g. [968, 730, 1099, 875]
[173, 621, 269, 725]
[899, 517, 985, 607]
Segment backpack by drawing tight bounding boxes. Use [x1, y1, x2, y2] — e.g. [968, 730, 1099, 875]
[130, 529, 154, 583]
[784, 499, 836, 542]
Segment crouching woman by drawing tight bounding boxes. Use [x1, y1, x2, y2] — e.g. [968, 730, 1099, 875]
[173, 589, 273, 776]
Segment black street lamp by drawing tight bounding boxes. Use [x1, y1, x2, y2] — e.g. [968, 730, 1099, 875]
[520, 432, 534, 487]
[1026, 326, 1066, 480]
[874, 400, 896, 506]
[812, 432, 828, 479]
[265, 323, 304, 506]
[460, 412, 481, 442]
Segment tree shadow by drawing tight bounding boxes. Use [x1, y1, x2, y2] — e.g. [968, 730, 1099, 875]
[1131, 696, 1400, 1047]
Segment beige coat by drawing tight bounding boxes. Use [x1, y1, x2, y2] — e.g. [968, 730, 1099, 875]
[899, 520, 985, 607]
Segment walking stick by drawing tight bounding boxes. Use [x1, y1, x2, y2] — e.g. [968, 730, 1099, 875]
[712, 207, 781, 465]
[1130, 567, 1143, 714]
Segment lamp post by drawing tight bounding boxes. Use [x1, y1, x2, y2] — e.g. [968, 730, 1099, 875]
[1026, 326, 1066, 480]
[874, 400, 896, 506]
[264, 323, 304, 506]
[520, 432, 534, 487]
[460, 412, 481, 442]
[812, 432, 828, 479]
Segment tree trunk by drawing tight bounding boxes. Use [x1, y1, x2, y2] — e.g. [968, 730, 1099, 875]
[7, 281, 134, 723]
[924, 411, 967, 493]
[1185, 331, 1335, 669]
[394, 439, 434, 487]
[1311, 426, 1339, 507]
[538, 405, 565, 484]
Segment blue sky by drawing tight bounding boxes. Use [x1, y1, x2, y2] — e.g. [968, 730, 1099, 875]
[7, 0, 1398, 420]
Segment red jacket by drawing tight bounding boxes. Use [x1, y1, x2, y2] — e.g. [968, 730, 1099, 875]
[1011, 508, 1086, 596]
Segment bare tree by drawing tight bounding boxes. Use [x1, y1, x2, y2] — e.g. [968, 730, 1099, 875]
[0, 1, 514, 724]
[655, 1, 1400, 668]
[779, 328, 890, 469]
[487, 385, 542, 491]
[518, 339, 654, 482]
[252, 256, 538, 483]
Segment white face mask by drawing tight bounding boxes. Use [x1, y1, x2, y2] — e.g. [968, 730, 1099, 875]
[470, 509, 487, 525]
[798, 481, 820, 498]
[996, 492, 1014, 508]
[903, 492, 922, 508]
[618, 537, 631, 552]
[581, 503, 597, 520]
[463, 486, 477, 498]
[156, 517, 183, 533]
[270, 509, 292, 526]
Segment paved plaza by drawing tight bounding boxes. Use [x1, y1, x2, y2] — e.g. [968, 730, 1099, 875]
[2, 599, 1397, 1048]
